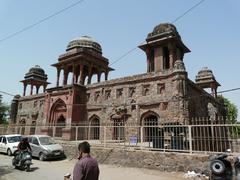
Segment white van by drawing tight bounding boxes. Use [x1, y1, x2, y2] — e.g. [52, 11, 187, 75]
[0, 134, 22, 156]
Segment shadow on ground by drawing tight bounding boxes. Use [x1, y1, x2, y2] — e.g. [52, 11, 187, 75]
[0, 166, 13, 179]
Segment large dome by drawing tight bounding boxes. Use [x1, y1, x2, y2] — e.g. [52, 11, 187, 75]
[147, 23, 180, 41]
[66, 35, 102, 54]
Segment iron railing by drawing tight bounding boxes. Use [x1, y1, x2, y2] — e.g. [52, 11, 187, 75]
[1, 123, 240, 154]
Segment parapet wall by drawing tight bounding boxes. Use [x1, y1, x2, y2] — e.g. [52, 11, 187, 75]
[62, 143, 211, 175]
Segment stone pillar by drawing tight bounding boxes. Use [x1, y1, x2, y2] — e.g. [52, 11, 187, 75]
[146, 48, 150, 72]
[78, 64, 84, 85]
[169, 49, 174, 69]
[43, 85, 47, 92]
[63, 67, 68, 86]
[105, 71, 109, 81]
[72, 64, 75, 85]
[210, 83, 217, 98]
[87, 66, 93, 84]
[97, 72, 101, 83]
[56, 68, 61, 87]
[36, 86, 40, 94]
[23, 84, 27, 96]
[30, 84, 33, 95]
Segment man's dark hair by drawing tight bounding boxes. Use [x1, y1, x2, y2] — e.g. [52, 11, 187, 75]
[78, 141, 90, 153]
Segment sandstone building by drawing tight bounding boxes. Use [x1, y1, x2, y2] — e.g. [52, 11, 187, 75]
[11, 23, 225, 144]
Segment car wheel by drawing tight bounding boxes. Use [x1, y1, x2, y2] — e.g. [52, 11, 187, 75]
[210, 159, 225, 175]
[39, 153, 45, 161]
[7, 149, 12, 156]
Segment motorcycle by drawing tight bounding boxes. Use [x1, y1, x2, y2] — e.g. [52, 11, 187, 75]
[12, 150, 32, 172]
[210, 153, 232, 180]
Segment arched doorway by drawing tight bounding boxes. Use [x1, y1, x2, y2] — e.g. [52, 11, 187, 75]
[55, 115, 66, 137]
[143, 115, 158, 142]
[19, 119, 26, 135]
[141, 111, 164, 149]
[49, 99, 67, 138]
[89, 116, 100, 140]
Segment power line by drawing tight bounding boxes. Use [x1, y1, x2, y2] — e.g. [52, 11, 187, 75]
[0, 91, 15, 97]
[110, 0, 207, 67]
[171, 0, 206, 23]
[0, 0, 85, 43]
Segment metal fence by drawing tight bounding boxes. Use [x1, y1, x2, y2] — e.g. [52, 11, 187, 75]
[1, 123, 240, 154]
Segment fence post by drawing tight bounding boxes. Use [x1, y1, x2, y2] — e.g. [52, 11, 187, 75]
[53, 126, 56, 138]
[75, 126, 78, 141]
[104, 126, 107, 148]
[189, 125, 192, 154]
[140, 126, 143, 150]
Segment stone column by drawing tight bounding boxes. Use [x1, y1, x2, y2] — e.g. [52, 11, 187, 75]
[56, 68, 61, 87]
[146, 48, 150, 72]
[210, 83, 217, 98]
[23, 84, 27, 96]
[105, 71, 109, 81]
[72, 64, 75, 85]
[30, 84, 33, 95]
[87, 66, 93, 84]
[43, 85, 47, 92]
[36, 86, 40, 94]
[97, 72, 101, 83]
[63, 67, 68, 86]
[78, 64, 84, 85]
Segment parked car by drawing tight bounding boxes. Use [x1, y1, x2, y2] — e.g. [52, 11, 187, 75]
[27, 135, 65, 161]
[0, 134, 22, 156]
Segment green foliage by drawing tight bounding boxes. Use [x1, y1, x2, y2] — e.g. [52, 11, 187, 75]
[217, 95, 238, 123]
[0, 95, 10, 125]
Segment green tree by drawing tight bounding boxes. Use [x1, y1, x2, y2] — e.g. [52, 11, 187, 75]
[217, 95, 238, 123]
[0, 95, 9, 125]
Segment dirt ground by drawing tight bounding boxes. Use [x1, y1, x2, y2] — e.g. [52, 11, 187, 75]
[0, 154, 187, 180]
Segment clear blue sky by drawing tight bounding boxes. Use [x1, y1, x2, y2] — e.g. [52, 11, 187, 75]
[0, 0, 240, 117]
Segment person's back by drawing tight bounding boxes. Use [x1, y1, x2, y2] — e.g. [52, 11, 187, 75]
[73, 155, 99, 180]
[73, 141, 99, 180]
[17, 138, 31, 151]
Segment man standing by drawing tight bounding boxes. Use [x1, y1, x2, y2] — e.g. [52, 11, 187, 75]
[73, 141, 99, 180]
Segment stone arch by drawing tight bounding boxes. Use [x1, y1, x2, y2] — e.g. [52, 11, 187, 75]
[140, 111, 164, 148]
[89, 115, 100, 140]
[140, 110, 159, 125]
[49, 98, 67, 124]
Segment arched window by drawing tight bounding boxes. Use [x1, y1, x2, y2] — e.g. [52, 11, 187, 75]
[89, 117, 100, 140]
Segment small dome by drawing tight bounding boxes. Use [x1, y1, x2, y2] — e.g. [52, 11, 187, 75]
[195, 67, 220, 88]
[29, 65, 45, 75]
[196, 67, 215, 80]
[147, 23, 180, 41]
[25, 65, 47, 81]
[66, 35, 102, 54]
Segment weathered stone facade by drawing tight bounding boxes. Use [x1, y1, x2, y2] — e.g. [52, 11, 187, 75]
[12, 23, 225, 141]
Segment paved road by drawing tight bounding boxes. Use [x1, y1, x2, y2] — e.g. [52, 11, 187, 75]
[0, 154, 187, 180]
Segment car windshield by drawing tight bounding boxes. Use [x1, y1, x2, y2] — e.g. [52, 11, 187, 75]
[39, 137, 56, 145]
[7, 136, 21, 143]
